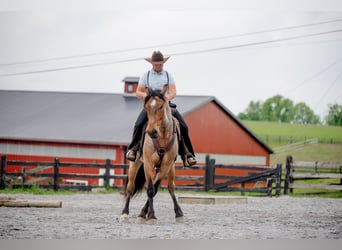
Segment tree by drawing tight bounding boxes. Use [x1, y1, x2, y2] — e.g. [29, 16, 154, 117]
[238, 100, 262, 120]
[325, 103, 342, 126]
[261, 95, 294, 122]
[292, 102, 320, 124]
[238, 95, 321, 124]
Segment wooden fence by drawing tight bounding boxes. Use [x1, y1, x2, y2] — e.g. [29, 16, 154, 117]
[205, 156, 282, 196]
[0, 156, 128, 191]
[258, 135, 342, 145]
[283, 155, 342, 194]
[1, 155, 281, 196]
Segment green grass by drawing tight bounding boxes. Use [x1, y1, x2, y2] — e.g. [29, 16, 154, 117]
[242, 120, 342, 147]
[290, 189, 342, 198]
[270, 144, 342, 166]
[240, 120, 342, 163]
[242, 120, 342, 139]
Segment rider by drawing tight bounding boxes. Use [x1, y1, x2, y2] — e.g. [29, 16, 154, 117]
[126, 50, 197, 167]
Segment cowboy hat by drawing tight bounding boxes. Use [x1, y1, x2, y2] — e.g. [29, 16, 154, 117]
[144, 51, 170, 64]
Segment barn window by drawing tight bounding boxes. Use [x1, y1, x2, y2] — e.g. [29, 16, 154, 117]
[127, 84, 133, 93]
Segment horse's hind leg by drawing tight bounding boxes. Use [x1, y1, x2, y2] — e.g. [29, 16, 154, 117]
[120, 161, 141, 222]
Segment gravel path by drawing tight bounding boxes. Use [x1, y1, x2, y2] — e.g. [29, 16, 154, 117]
[1, 192, 341, 239]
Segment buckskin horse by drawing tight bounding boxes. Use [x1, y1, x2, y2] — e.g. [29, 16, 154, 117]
[120, 85, 184, 224]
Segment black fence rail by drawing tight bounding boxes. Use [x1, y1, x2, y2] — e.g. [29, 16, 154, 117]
[0, 156, 129, 191]
[1, 155, 281, 196]
[0, 155, 206, 191]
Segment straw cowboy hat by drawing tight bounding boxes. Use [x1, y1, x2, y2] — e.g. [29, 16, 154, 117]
[144, 51, 170, 64]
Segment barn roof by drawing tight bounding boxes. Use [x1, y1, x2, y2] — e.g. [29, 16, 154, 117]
[0, 90, 272, 153]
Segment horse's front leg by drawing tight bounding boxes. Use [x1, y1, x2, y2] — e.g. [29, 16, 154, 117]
[138, 180, 161, 219]
[137, 179, 157, 224]
[167, 165, 184, 221]
[146, 180, 157, 221]
[120, 195, 131, 222]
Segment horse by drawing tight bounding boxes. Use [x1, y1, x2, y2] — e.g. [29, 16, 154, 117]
[120, 84, 184, 224]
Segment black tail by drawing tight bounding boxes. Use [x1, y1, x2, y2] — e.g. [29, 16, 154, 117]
[132, 163, 146, 197]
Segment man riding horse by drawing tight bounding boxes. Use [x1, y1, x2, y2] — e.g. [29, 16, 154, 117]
[126, 51, 197, 167]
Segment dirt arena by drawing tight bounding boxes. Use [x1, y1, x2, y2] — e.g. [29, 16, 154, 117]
[0, 192, 341, 239]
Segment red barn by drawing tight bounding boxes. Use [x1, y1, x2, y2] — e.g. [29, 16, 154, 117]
[0, 77, 273, 187]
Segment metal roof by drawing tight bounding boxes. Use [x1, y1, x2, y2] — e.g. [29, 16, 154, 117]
[0, 90, 211, 145]
[122, 76, 140, 82]
[0, 90, 272, 153]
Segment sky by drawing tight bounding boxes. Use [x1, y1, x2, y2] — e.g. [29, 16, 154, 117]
[1, 1, 342, 121]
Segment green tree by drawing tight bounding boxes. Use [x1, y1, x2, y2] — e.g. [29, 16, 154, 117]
[292, 102, 320, 124]
[261, 95, 294, 122]
[238, 100, 262, 120]
[238, 95, 321, 124]
[325, 103, 342, 126]
[237, 112, 248, 120]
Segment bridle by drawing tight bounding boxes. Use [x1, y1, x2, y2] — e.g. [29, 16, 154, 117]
[151, 119, 177, 158]
[144, 87, 177, 169]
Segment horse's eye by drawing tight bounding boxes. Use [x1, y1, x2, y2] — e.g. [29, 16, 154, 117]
[158, 105, 163, 110]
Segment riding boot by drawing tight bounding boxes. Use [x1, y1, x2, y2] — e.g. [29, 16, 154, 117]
[126, 126, 142, 161]
[178, 138, 187, 167]
[126, 110, 148, 162]
[126, 144, 139, 162]
[179, 137, 197, 167]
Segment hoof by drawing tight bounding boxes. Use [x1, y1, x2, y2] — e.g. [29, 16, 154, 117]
[175, 216, 185, 223]
[146, 218, 158, 225]
[119, 214, 129, 223]
[136, 216, 146, 224]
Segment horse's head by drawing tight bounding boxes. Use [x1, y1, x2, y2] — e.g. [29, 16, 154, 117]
[144, 85, 170, 139]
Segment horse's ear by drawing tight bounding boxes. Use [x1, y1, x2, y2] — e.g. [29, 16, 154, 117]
[144, 88, 152, 104]
[161, 84, 168, 96]
[147, 88, 153, 96]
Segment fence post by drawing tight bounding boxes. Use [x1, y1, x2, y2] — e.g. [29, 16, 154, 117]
[284, 155, 293, 195]
[204, 155, 209, 191]
[267, 178, 273, 197]
[209, 158, 215, 190]
[22, 167, 26, 188]
[275, 163, 282, 196]
[289, 156, 294, 194]
[54, 157, 59, 191]
[104, 159, 111, 188]
[0, 155, 6, 189]
[241, 182, 245, 196]
[339, 166, 342, 189]
[204, 155, 215, 191]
